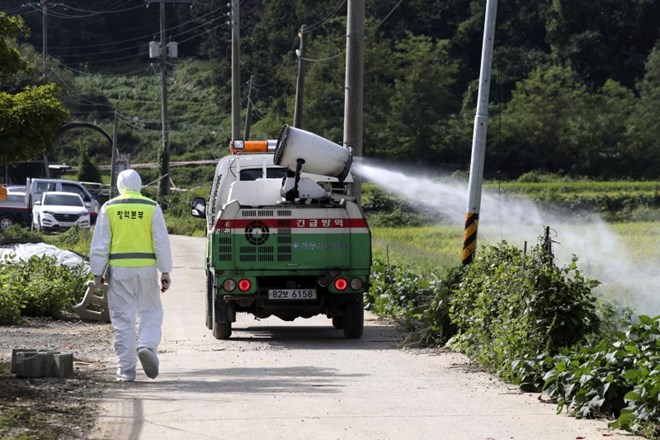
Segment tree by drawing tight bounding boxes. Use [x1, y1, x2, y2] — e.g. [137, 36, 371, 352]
[546, 0, 660, 89]
[77, 143, 102, 183]
[382, 33, 460, 162]
[627, 43, 660, 178]
[0, 13, 68, 164]
[496, 65, 590, 177]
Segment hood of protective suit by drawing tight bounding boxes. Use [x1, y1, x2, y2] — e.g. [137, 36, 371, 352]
[116, 169, 142, 194]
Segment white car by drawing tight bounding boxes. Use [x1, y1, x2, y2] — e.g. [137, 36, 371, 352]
[32, 191, 91, 232]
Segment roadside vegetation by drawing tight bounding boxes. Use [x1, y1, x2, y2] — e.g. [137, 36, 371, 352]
[362, 183, 660, 438]
[0, 226, 91, 325]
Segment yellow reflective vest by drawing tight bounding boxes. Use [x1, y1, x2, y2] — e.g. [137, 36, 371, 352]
[106, 191, 158, 267]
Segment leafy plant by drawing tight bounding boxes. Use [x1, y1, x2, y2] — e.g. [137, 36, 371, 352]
[543, 315, 660, 436]
[0, 254, 89, 324]
[0, 224, 42, 245]
[447, 239, 600, 382]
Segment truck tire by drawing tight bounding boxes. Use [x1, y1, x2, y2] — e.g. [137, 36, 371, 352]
[0, 215, 15, 230]
[213, 320, 231, 340]
[213, 297, 232, 340]
[332, 315, 344, 329]
[205, 274, 214, 330]
[343, 297, 364, 339]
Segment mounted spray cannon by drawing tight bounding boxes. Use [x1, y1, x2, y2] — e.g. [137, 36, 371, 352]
[274, 126, 353, 202]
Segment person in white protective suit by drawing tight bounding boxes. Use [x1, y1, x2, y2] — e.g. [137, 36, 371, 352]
[90, 169, 172, 382]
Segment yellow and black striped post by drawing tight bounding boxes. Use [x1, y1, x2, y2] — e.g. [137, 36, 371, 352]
[462, 212, 479, 265]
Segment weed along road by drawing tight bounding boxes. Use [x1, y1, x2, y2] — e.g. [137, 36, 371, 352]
[91, 235, 639, 440]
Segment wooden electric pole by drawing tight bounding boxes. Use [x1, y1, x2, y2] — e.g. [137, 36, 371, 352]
[231, 0, 241, 140]
[293, 25, 308, 129]
[343, 0, 364, 202]
[110, 111, 119, 199]
[41, 0, 47, 74]
[158, 0, 170, 196]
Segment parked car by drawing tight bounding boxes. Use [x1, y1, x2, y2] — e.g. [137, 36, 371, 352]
[32, 191, 91, 232]
[27, 178, 100, 224]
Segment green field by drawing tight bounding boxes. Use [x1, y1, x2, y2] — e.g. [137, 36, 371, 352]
[371, 221, 660, 274]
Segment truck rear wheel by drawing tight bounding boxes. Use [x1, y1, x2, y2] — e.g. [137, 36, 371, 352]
[213, 320, 232, 340]
[343, 297, 364, 339]
[213, 297, 232, 339]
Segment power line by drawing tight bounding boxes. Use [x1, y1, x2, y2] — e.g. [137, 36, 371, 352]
[300, 51, 345, 63]
[47, 7, 225, 51]
[375, 0, 406, 29]
[305, 0, 346, 33]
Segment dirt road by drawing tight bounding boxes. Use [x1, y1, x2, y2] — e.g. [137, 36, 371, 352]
[90, 235, 639, 440]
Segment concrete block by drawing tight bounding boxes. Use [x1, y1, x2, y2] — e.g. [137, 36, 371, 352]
[72, 280, 110, 322]
[11, 349, 74, 378]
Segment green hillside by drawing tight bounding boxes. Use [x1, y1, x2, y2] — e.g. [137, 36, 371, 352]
[1, 1, 659, 180]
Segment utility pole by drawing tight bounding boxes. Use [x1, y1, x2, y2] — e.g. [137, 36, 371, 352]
[293, 25, 308, 129]
[462, 0, 498, 265]
[41, 0, 47, 74]
[110, 111, 119, 199]
[26, 0, 61, 74]
[146, 0, 188, 196]
[243, 75, 254, 140]
[230, 0, 241, 140]
[343, 0, 364, 202]
[157, 0, 170, 197]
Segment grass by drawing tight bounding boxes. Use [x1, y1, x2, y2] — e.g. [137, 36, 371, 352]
[371, 221, 660, 276]
[371, 225, 464, 275]
[610, 221, 660, 260]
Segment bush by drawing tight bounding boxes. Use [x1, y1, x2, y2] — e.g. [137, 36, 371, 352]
[0, 255, 89, 324]
[448, 240, 601, 382]
[367, 259, 460, 346]
[0, 224, 42, 245]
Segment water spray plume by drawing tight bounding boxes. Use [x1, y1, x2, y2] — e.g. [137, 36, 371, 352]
[353, 159, 660, 316]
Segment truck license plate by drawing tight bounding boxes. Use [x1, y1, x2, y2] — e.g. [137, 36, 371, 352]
[268, 289, 317, 300]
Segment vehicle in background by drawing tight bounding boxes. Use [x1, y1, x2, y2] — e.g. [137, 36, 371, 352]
[0, 179, 100, 229]
[26, 178, 100, 224]
[0, 186, 30, 229]
[31, 191, 90, 232]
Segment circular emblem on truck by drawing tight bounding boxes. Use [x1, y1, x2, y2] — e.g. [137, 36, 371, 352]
[245, 221, 270, 246]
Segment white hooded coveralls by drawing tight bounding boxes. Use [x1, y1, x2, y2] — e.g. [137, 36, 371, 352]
[90, 170, 172, 374]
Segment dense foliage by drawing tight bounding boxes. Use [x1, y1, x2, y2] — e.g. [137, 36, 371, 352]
[543, 315, 660, 437]
[1, 1, 658, 179]
[367, 235, 659, 436]
[0, 254, 88, 324]
[0, 13, 68, 163]
[0, 226, 92, 324]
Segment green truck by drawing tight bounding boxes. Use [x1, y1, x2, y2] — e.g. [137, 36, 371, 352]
[191, 127, 371, 339]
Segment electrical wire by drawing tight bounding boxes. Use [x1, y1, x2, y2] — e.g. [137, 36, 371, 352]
[300, 51, 345, 63]
[48, 6, 225, 51]
[34, 2, 146, 20]
[375, 0, 406, 29]
[304, 0, 346, 33]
